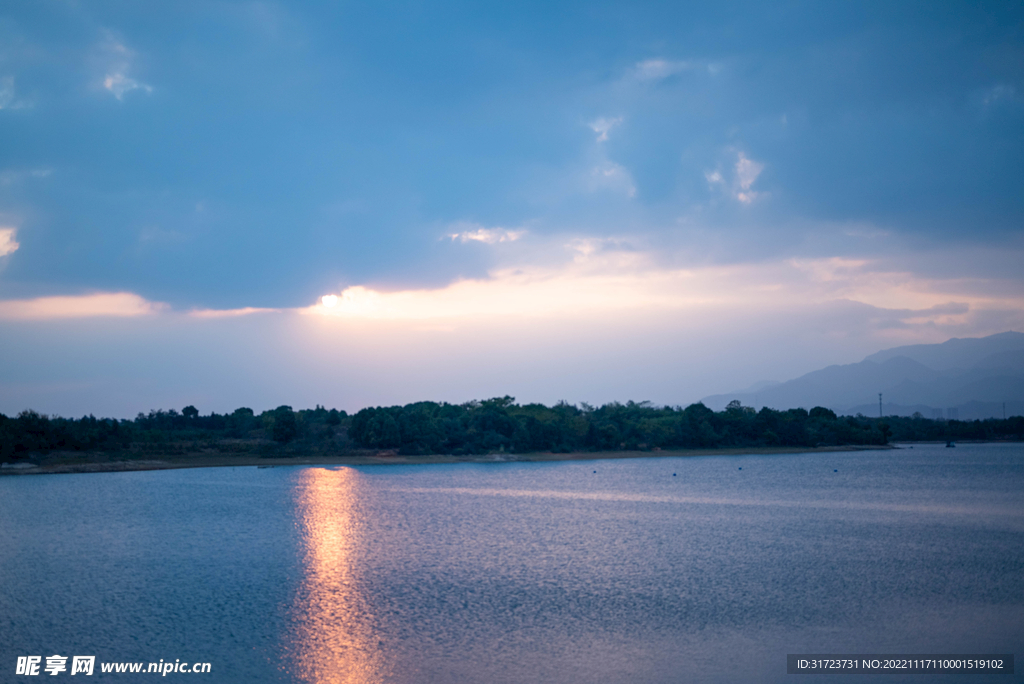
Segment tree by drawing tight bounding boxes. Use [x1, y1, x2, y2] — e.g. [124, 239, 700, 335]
[271, 406, 298, 443]
[182, 405, 199, 420]
[878, 421, 892, 445]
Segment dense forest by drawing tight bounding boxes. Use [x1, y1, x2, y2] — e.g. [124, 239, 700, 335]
[2, 398, 1023, 461]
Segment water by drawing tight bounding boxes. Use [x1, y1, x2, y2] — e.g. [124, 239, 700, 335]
[2, 443, 1022, 683]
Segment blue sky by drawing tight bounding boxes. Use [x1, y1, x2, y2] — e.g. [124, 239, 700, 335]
[1, 0, 1023, 417]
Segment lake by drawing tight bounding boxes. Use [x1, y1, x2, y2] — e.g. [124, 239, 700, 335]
[2, 443, 1022, 683]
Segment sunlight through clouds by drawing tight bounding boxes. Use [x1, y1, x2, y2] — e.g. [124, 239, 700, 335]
[306, 245, 1023, 329]
[1, 1, 1021, 417]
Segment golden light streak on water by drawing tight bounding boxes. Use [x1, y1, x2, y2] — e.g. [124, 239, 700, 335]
[289, 468, 390, 684]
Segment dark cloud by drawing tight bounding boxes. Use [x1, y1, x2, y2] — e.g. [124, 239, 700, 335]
[0, 0, 1020, 308]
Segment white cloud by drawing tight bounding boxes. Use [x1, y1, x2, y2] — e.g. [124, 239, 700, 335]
[590, 161, 637, 198]
[0, 168, 52, 186]
[0, 76, 30, 110]
[103, 73, 153, 100]
[982, 84, 1016, 107]
[138, 226, 186, 244]
[0, 288, 287, 320]
[0, 292, 165, 320]
[448, 223, 526, 244]
[188, 306, 279, 318]
[734, 152, 765, 203]
[0, 228, 19, 257]
[97, 31, 152, 100]
[633, 59, 692, 81]
[632, 59, 719, 82]
[0, 77, 13, 109]
[588, 116, 623, 142]
[706, 151, 766, 204]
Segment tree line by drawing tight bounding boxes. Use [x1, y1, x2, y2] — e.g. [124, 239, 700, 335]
[2, 398, 1022, 461]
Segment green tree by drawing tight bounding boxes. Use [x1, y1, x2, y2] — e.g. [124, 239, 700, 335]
[878, 421, 892, 445]
[271, 405, 298, 443]
[809, 406, 837, 421]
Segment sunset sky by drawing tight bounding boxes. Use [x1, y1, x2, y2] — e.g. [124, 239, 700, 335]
[1, 0, 1022, 417]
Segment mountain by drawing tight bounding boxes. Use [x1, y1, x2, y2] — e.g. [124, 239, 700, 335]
[702, 332, 1024, 419]
[863, 331, 1024, 370]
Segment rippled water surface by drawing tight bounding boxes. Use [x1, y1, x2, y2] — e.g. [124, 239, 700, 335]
[2, 443, 1023, 683]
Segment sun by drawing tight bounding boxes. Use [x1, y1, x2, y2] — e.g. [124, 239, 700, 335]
[321, 294, 339, 308]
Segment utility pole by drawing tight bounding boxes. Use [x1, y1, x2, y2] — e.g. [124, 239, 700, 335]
[1004, 402, 1007, 420]
[879, 393, 883, 419]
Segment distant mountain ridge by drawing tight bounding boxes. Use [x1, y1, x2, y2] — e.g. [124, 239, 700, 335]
[702, 332, 1024, 419]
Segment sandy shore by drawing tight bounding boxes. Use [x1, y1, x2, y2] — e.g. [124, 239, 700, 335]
[0, 444, 896, 476]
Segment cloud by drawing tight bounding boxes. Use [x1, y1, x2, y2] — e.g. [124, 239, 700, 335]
[0, 76, 32, 110]
[3, 241, 1021, 418]
[706, 150, 766, 204]
[188, 307, 280, 318]
[982, 84, 1016, 107]
[0, 169, 52, 186]
[448, 223, 526, 244]
[735, 153, 763, 191]
[590, 161, 637, 198]
[632, 59, 694, 82]
[0, 289, 287, 320]
[588, 116, 623, 142]
[0, 228, 19, 257]
[138, 226, 187, 244]
[98, 32, 152, 100]
[301, 238, 1024, 350]
[0, 78, 15, 109]
[0, 293, 283, 321]
[0, 292, 166, 320]
[630, 58, 721, 82]
[103, 73, 153, 99]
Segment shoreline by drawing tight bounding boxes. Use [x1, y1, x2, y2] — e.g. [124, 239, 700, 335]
[0, 444, 904, 476]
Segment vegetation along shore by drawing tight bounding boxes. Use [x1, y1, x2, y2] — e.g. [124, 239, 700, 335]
[2, 397, 1022, 475]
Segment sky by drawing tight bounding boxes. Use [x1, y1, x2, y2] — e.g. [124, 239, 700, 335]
[1, 0, 1023, 418]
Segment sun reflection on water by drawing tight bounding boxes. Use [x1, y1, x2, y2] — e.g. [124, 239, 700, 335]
[289, 467, 390, 684]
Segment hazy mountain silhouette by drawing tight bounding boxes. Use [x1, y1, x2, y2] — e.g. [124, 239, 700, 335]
[702, 332, 1024, 419]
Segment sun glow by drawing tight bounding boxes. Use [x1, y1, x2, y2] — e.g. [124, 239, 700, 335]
[299, 248, 1022, 327]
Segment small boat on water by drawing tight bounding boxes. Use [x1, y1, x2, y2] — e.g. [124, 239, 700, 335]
[946, 441, 955, 448]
